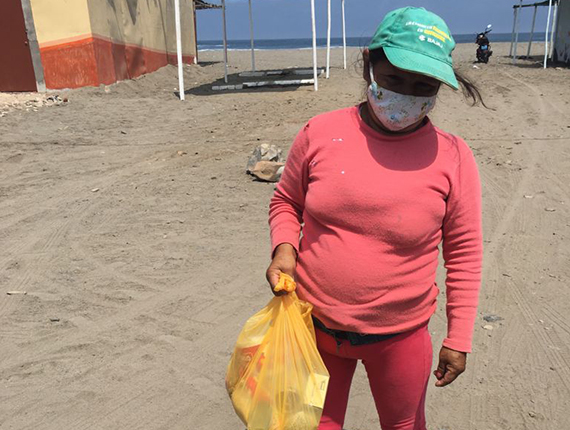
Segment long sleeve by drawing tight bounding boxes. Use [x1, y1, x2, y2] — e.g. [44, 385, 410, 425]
[441, 143, 483, 353]
[267, 107, 481, 339]
[268, 124, 311, 255]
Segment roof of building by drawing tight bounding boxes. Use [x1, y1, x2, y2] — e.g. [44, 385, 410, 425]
[195, 0, 221, 10]
[513, 0, 559, 8]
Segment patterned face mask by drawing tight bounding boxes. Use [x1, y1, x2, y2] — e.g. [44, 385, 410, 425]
[367, 64, 437, 131]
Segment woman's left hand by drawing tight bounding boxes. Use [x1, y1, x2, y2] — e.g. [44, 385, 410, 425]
[433, 346, 467, 387]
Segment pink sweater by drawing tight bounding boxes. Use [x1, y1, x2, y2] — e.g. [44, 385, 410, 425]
[269, 106, 482, 353]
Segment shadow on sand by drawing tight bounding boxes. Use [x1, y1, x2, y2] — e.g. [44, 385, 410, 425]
[196, 61, 222, 67]
[179, 67, 322, 96]
[498, 54, 569, 69]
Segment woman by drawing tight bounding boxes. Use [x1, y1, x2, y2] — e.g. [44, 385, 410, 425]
[267, 7, 483, 430]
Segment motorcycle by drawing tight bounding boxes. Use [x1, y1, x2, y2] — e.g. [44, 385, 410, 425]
[475, 24, 493, 63]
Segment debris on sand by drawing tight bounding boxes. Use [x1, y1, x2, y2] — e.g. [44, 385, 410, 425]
[483, 314, 504, 323]
[246, 144, 283, 173]
[249, 161, 285, 183]
[0, 93, 68, 117]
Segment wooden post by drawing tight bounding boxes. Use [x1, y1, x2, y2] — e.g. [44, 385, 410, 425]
[549, 1, 559, 59]
[513, 0, 522, 64]
[342, 0, 346, 69]
[248, 0, 256, 71]
[222, 0, 228, 83]
[509, 7, 518, 57]
[527, 5, 538, 58]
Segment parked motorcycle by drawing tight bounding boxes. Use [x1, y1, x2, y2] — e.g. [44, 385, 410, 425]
[476, 24, 493, 63]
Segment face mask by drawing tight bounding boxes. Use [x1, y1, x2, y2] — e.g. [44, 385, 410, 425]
[367, 64, 437, 131]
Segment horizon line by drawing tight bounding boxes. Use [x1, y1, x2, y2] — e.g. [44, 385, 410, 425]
[197, 32, 530, 42]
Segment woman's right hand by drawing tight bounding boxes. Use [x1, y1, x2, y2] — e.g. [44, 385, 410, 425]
[266, 243, 297, 296]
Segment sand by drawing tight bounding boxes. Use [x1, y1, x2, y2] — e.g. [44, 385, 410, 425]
[0, 42, 569, 430]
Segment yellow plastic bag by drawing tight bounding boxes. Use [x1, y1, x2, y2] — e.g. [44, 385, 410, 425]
[226, 274, 330, 430]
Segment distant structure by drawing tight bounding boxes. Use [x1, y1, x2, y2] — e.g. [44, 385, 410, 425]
[0, 0, 198, 91]
[510, 0, 570, 66]
[554, 0, 570, 62]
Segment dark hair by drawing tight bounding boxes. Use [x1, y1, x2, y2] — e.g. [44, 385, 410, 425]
[368, 48, 487, 108]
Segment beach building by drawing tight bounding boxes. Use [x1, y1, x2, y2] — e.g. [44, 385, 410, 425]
[553, 0, 570, 62]
[0, 0, 197, 92]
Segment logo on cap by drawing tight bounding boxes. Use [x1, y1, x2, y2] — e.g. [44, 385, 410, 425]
[406, 21, 450, 46]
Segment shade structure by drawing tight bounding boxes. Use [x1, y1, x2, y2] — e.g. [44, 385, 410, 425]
[214, 0, 353, 90]
[510, 0, 560, 67]
[245, 0, 347, 80]
[219, 0, 321, 91]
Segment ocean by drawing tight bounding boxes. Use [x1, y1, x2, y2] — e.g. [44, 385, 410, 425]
[198, 33, 546, 51]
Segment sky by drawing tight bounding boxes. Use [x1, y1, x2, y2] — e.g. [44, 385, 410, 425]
[196, 0, 551, 41]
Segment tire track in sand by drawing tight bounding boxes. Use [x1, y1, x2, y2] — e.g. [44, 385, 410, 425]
[466, 69, 566, 429]
[0, 153, 178, 345]
[495, 71, 570, 392]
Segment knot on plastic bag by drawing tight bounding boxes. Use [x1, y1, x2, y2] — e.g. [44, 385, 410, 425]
[274, 273, 296, 293]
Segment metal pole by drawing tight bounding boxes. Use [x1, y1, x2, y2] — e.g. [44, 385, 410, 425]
[513, 0, 522, 64]
[248, 0, 255, 71]
[527, 5, 538, 58]
[20, 0, 46, 91]
[174, 0, 185, 100]
[311, 0, 318, 91]
[326, 0, 331, 78]
[193, 6, 199, 64]
[549, 1, 559, 59]
[342, 0, 346, 69]
[222, 0, 228, 83]
[544, 0, 553, 68]
[509, 7, 518, 57]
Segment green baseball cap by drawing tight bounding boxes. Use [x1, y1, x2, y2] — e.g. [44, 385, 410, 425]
[369, 7, 458, 89]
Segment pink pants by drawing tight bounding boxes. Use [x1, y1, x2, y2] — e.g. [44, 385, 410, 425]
[316, 323, 432, 430]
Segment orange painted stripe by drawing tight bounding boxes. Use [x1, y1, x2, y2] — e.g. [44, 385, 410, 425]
[39, 33, 192, 58]
[40, 34, 195, 89]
